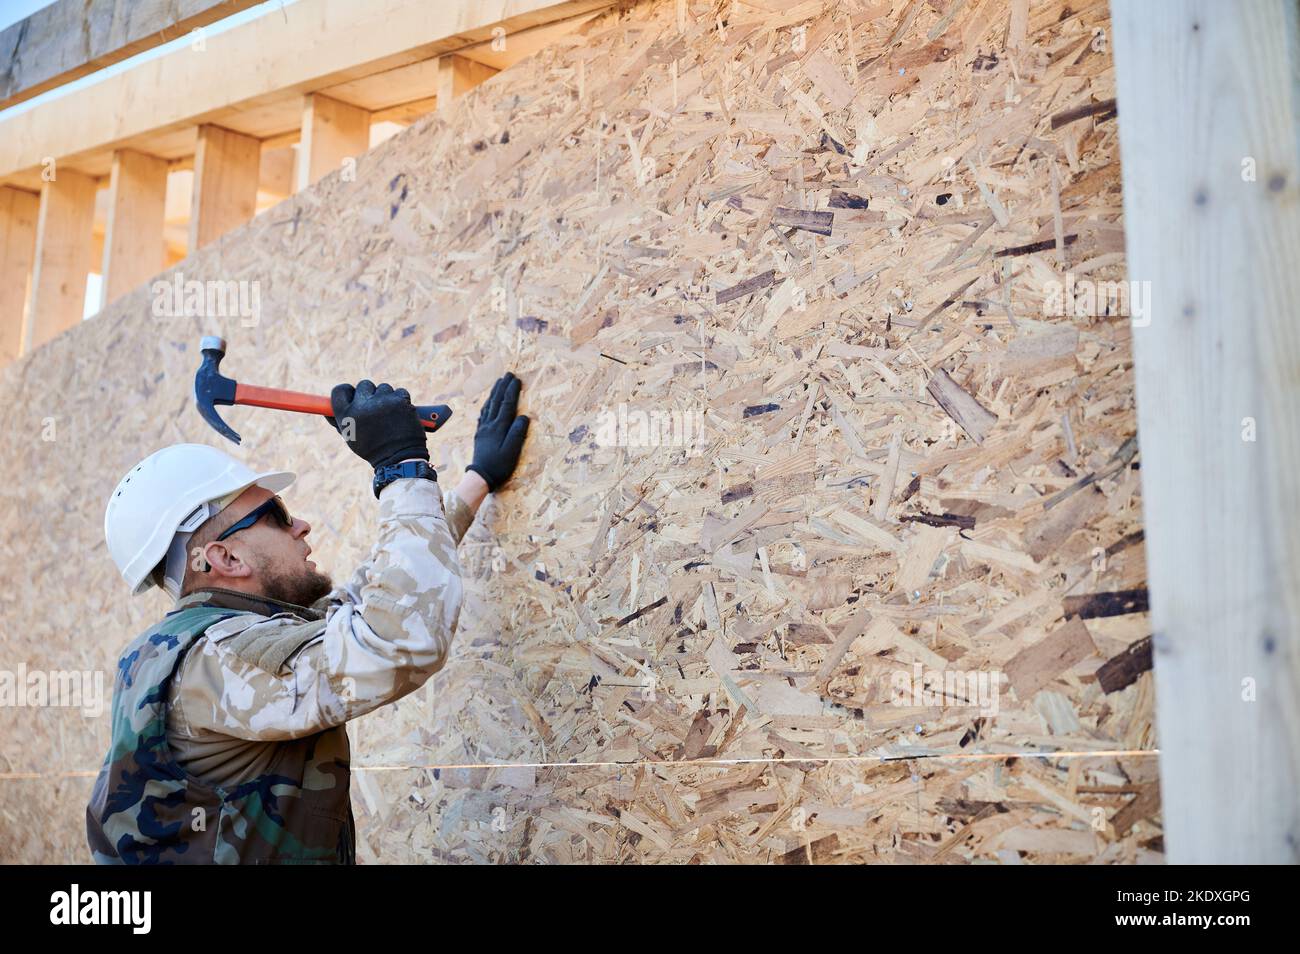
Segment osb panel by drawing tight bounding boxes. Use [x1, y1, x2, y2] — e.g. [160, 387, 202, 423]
[0, 0, 1160, 863]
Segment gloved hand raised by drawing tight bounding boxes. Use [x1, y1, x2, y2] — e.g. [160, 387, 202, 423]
[467, 372, 529, 491]
[329, 379, 430, 469]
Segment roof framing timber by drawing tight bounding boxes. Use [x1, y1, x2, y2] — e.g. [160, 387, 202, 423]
[0, 0, 261, 112]
[0, 0, 615, 190]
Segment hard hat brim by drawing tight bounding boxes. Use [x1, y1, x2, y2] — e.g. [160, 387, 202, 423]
[252, 470, 296, 495]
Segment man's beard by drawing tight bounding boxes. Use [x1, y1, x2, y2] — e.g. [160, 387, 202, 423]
[258, 562, 334, 609]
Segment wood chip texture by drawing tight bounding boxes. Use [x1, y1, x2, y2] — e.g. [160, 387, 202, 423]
[0, 0, 1158, 864]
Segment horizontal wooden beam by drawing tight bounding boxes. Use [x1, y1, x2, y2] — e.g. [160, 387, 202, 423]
[370, 97, 439, 125]
[0, 0, 615, 188]
[0, 0, 260, 112]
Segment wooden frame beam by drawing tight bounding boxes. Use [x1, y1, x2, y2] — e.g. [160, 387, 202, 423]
[0, 0, 260, 112]
[0, 0, 614, 188]
[436, 55, 499, 113]
[260, 146, 296, 198]
[26, 170, 98, 350]
[1112, 0, 1300, 862]
[0, 187, 39, 366]
[100, 150, 168, 308]
[297, 93, 371, 191]
[189, 125, 260, 250]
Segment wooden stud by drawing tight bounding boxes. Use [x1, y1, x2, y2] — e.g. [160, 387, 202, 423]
[100, 150, 168, 309]
[297, 93, 371, 191]
[26, 169, 97, 349]
[1113, 0, 1300, 862]
[0, 187, 39, 365]
[259, 146, 296, 199]
[437, 55, 497, 112]
[189, 124, 260, 250]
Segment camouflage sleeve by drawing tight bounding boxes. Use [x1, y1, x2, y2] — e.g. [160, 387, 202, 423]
[442, 486, 474, 546]
[170, 478, 464, 741]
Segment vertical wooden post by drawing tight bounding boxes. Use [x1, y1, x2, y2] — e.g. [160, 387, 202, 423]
[189, 124, 260, 250]
[436, 55, 496, 113]
[26, 168, 97, 350]
[1112, 0, 1300, 862]
[0, 186, 38, 366]
[100, 149, 168, 308]
[259, 145, 296, 200]
[297, 93, 370, 191]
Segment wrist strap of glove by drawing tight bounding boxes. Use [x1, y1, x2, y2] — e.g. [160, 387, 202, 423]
[374, 460, 437, 499]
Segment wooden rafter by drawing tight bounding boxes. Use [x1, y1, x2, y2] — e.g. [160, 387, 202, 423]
[0, 0, 615, 190]
[0, 0, 260, 112]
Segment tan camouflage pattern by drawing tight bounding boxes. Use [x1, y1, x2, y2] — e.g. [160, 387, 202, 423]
[441, 485, 474, 547]
[169, 479, 467, 771]
[87, 478, 468, 863]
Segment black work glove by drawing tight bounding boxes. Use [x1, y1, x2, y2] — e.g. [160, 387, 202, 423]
[329, 379, 430, 469]
[466, 372, 529, 491]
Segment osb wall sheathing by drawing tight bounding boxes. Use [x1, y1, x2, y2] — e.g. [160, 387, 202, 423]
[0, 0, 1159, 864]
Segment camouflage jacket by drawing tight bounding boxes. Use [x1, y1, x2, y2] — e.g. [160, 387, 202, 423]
[86, 478, 471, 864]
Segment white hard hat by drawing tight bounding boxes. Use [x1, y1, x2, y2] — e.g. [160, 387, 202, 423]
[105, 443, 295, 595]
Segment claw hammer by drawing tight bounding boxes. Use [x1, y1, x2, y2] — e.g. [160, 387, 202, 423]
[194, 336, 451, 445]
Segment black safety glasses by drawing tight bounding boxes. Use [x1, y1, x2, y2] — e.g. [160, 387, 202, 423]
[215, 497, 293, 542]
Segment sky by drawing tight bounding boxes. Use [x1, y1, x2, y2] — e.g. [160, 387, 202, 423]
[0, 0, 47, 30]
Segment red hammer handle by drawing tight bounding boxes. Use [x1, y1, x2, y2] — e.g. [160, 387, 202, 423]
[235, 383, 332, 416]
[233, 383, 448, 431]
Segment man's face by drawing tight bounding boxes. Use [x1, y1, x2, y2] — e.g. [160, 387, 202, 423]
[200, 485, 333, 607]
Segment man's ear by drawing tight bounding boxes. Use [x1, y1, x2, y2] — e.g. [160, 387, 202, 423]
[201, 541, 253, 580]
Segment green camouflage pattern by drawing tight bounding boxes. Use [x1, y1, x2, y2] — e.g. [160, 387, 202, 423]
[87, 478, 467, 864]
[86, 604, 354, 864]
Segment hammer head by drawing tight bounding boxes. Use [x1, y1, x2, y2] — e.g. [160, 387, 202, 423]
[194, 336, 241, 444]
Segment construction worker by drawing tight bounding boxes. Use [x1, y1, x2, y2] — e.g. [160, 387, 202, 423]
[87, 373, 529, 864]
